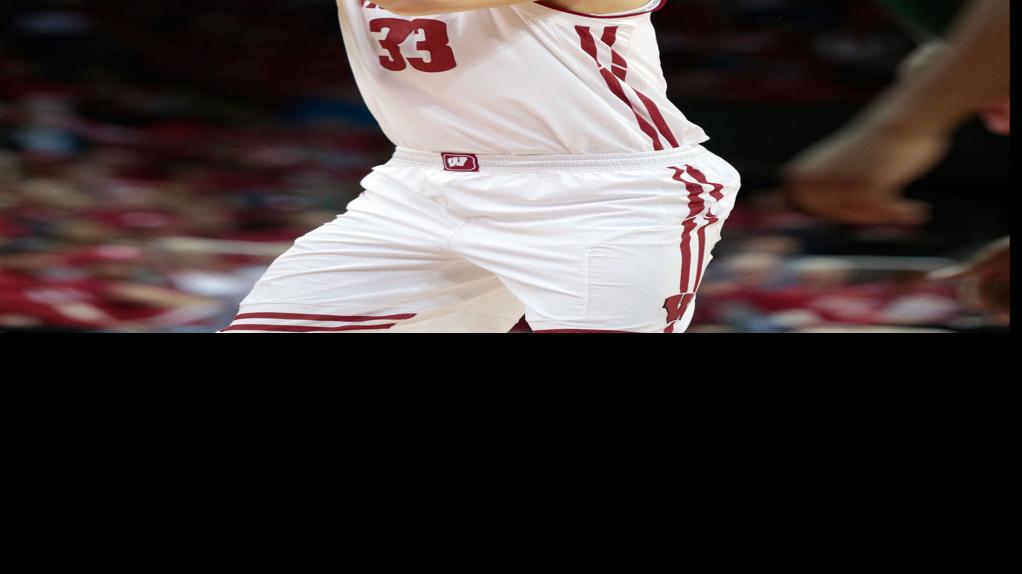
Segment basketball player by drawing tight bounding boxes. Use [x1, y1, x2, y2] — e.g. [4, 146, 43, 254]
[782, 0, 1010, 315]
[224, 0, 741, 333]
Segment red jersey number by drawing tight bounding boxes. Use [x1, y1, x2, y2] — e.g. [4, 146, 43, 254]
[369, 18, 457, 73]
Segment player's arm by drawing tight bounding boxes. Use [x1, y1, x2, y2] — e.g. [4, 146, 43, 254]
[781, 0, 1010, 225]
[860, 0, 1010, 136]
[376, 0, 648, 16]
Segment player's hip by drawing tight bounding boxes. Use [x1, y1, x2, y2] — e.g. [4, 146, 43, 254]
[389, 145, 717, 173]
[367, 145, 740, 217]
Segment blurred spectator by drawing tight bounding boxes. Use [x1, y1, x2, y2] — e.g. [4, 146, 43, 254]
[0, 0, 1008, 332]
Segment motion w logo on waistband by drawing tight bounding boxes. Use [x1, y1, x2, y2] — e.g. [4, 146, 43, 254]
[442, 153, 479, 172]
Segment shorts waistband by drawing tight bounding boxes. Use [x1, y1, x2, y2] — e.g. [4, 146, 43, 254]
[390, 146, 710, 172]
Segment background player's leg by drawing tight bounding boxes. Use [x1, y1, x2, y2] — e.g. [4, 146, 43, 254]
[226, 167, 524, 333]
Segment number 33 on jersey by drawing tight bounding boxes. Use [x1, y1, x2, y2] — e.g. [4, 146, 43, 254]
[370, 17, 457, 72]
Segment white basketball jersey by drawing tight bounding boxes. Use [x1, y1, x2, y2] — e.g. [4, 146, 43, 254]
[335, 0, 709, 155]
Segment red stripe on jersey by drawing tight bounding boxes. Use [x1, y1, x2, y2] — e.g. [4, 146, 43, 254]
[597, 26, 679, 148]
[576, 26, 664, 151]
[635, 91, 679, 148]
[222, 323, 399, 333]
[231, 312, 416, 323]
[601, 27, 629, 80]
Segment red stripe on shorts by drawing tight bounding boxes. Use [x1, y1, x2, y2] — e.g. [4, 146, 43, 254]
[684, 165, 725, 289]
[666, 166, 722, 332]
[222, 323, 399, 333]
[672, 166, 707, 294]
[231, 312, 416, 323]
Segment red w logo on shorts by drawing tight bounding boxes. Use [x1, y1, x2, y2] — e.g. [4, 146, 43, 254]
[442, 153, 479, 172]
[664, 293, 695, 333]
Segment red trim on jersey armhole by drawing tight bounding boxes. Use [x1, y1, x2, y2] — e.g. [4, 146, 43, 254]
[534, 0, 667, 19]
[533, 329, 634, 334]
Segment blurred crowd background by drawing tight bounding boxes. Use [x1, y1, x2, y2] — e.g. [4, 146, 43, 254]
[0, 0, 1010, 332]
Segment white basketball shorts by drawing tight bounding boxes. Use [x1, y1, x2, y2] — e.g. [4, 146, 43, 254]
[226, 145, 741, 333]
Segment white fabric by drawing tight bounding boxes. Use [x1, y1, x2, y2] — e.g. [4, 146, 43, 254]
[336, 0, 707, 154]
[233, 146, 740, 333]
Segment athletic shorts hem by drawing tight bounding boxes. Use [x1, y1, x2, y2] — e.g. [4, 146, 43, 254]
[527, 320, 669, 334]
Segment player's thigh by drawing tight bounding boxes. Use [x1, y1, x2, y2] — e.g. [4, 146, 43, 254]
[454, 151, 740, 333]
[453, 215, 684, 332]
[532, 224, 697, 333]
[233, 233, 521, 332]
[577, 151, 740, 333]
[231, 190, 522, 333]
